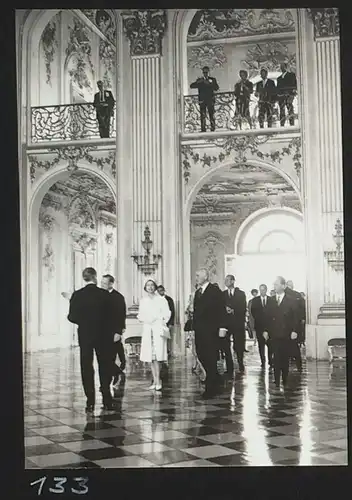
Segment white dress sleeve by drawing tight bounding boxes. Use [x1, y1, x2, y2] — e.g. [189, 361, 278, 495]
[137, 298, 146, 323]
[160, 297, 171, 324]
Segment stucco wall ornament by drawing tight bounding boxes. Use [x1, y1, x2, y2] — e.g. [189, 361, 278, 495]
[188, 43, 227, 70]
[29, 146, 116, 183]
[41, 16, 59, 85]
[122, 9, 167, 56]
[181, 136, 301, 184]
[81, 9, 117, 45]
[242, 41, 296, 78]
[307, 8, 339, 39]
[72, 232, 97, 254]
[187, 9, 295, 43]
[99, 39, 116, 90]
[105, 232, 113, 245]
[68, 196, 96, 230]
[39, 212, 56, 275]
[181, 134, 302, 184]
[66, 18, 95, 91]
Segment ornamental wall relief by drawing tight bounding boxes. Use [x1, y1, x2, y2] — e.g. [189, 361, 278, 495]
[122, 9, 167, 56]
[188, 43, 227, 70]
[81, 9, 117, 45]
[66, 17, 95, 92]
[28, 146, 116, 184]
[242, 41, 296, 78]
[41, 14, 60, 85]
[187, 9, 295, 42]
[39, 210, 56, 278]
[181, 136, 302, 185]
[307, 8, 339, 39]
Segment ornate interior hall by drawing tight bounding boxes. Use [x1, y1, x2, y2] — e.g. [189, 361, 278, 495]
[17, 8, 346, 469]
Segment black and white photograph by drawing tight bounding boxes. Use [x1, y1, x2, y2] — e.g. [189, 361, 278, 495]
[16, 8, 347, 471]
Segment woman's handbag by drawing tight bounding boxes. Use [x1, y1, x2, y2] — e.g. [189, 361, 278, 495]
[184, 319, 193, 332]
[219, 328, 227, 338]
[161, 325, 171, 339]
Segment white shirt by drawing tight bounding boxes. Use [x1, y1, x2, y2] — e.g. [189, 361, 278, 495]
[228, 288, 234, 297]
[276, 293, 285, 305]
[200, 282, 209, 294]
[282, 72, 287, 78]
[261, 296, 267, 306]
[85, 281, 96, 286]
[262, 79, 267, 87]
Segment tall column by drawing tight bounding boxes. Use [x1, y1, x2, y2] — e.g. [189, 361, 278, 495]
[298, 8, 344, 359]
[311, 10, 344, 310]
[122, 10, 167, 305]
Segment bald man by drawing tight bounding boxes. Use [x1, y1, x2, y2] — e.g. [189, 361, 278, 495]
[263, 276, 300, 389]
[193, 269, 227, 398]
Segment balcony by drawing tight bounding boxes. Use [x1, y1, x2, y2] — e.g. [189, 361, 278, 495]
[31, 103, 116, 143]
[184, 91, 299, 135]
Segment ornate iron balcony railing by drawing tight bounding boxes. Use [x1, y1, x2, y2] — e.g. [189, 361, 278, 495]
[31, 103, 116, 143]
[184, 91, 299, 134]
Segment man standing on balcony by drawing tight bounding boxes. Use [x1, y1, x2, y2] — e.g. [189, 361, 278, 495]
[190, 66, 219, 133]
[276, 63, 297, 127]
[234, 70, 253, 127]
[93, 80, 115, 138]
[255, 68, 276, 128]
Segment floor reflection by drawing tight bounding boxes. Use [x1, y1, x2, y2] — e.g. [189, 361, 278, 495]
[24, 347, 348, 468]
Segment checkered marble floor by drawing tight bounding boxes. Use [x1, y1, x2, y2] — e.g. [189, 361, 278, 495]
[23, 345, 348, 468]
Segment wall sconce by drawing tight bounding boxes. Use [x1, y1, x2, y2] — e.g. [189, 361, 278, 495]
[132, 226, 162, 275]
[324, 218, 344, 272]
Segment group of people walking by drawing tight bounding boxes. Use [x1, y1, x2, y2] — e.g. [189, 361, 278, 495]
[67, 266, 306, 411]
[67, 269, 175, 412]
[190, 63, 297, 132]
[185, 270, 306, 399]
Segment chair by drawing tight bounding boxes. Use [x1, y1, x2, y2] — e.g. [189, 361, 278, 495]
[124, 336, 142, 363]
[327, 338, 346, 363]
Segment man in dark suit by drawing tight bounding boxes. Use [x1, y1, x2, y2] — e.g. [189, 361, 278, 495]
[193, 268, 228, 398]
[234, 70, 254, 127]
[285, 280, 305, 371]
[247, 288, 258, 342]
[255, 68, 276, 128]
[263, 276, 300, 389]
[101, 274, 127, 386]
[276, 63, 297, 127]
[251, 284, 273, 369]
[157, 285, 175, 359]
[190, 66, 219, 132]
[223, 274, 247, 374]
[68, 267, 115, 412]
[93, 80, 115, 138]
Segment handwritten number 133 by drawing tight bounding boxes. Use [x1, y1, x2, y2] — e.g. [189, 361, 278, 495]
[30, 476, 88, 495]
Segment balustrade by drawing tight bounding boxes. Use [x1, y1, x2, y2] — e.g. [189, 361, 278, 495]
[31, 103, 116, 143]
[184, 91, 299, 134]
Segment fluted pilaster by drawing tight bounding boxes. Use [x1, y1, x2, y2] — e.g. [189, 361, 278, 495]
[131, 55, 163, 302]
[316, 39, 343, 214]
[315, 35, 344, 306]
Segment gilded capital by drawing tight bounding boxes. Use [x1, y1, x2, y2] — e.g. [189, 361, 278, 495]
[122, 9, 167, 56]
[307, 8, 340, 39]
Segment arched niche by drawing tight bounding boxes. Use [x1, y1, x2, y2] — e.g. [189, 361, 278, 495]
[183, 159, 302, 301]
[26, 165, 117, 351]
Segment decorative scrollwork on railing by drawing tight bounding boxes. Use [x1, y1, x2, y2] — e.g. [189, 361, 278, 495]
[184, 91, 298, 134]
[31, 103, 116, 143]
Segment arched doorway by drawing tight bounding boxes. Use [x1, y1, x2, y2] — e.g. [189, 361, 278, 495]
[231, 207, 305, 297]
[27, 168, 117, 352]
[186, 162, 303, 299]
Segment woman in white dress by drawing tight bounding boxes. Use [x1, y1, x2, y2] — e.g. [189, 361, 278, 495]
[138, 279, 171, 391]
